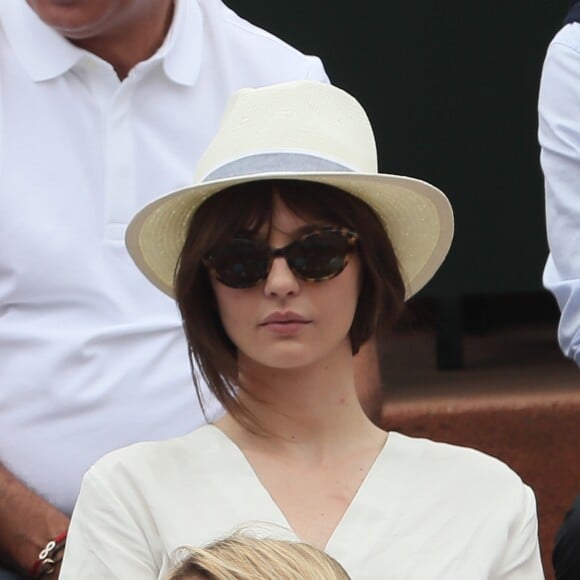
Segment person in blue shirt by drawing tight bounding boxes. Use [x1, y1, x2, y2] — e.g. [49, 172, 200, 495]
[538, 2, 580, 579]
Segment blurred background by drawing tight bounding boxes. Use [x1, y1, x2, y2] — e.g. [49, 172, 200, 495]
[229, 2, 578, 577]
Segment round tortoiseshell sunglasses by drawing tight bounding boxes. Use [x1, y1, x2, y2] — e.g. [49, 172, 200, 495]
[204, 227, 358, 289]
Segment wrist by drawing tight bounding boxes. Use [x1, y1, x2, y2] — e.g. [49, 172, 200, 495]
[29, 531, 67, 579]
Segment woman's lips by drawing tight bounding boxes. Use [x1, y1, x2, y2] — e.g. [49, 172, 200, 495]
[259, 312, 312, 335]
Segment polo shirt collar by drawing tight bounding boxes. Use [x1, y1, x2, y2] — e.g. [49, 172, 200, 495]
[1, 0, 202, 86]
[156, 0, 203, 87]
[1, 1, 84, 81]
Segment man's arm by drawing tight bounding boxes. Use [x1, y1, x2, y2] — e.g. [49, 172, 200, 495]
[0, 463, 69, 577]
[539, 26, 580, 366]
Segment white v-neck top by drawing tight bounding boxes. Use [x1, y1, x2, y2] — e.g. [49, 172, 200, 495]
[60, 426, 544, 580]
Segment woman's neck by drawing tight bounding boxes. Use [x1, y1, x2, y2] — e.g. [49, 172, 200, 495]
[215, 344, 385, 457]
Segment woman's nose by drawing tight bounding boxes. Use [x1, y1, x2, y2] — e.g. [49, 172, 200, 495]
[263, 256, 300, 297]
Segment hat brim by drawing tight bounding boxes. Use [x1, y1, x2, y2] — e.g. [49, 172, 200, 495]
[125, 171, 453, 300]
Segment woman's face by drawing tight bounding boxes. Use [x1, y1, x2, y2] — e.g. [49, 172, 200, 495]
[210, 196, 361, 372]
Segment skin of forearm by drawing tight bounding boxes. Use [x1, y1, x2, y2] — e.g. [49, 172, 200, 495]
[0, 463, 69, 576]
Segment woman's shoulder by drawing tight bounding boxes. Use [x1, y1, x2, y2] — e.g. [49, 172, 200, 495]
[386, 431, 530, 498]
[86, 424, 225, 480]
[380, 433, 537, 535]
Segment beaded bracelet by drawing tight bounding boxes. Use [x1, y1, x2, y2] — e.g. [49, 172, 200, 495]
[30, 531, 67, 579]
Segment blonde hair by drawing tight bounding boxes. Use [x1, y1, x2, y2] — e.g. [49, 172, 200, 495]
[166, 534, 350, 580]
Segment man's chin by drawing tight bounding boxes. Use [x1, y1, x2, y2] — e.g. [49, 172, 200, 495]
[26, 0, 112, 39]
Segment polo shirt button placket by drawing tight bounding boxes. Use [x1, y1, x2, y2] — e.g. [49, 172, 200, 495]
[101, 75, 137, 242]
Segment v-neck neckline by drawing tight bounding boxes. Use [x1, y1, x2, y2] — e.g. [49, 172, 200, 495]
[204, 423, 392, 551]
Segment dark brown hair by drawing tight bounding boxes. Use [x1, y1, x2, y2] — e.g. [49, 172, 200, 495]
[175, 180, 405, 425]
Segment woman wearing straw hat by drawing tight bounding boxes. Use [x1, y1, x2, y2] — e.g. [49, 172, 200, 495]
[59, 81, 544, 579]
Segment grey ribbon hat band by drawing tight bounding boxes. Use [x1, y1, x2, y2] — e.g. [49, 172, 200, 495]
[203, 153, 353, 182]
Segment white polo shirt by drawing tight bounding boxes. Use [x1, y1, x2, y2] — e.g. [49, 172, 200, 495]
[0, 0, 328, 515]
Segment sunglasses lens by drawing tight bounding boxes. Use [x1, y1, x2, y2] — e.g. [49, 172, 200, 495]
[288, 230, 351, 280]
[211, 239, 268, 288]
[208, 229, 356, 288]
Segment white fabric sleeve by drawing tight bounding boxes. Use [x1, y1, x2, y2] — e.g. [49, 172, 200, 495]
[59, 469, 160, 580]
[539, 25, 580, 366]
[495, 483, 545, 579]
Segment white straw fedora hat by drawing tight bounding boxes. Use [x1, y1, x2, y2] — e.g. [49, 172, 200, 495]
[126, 80, 453, 299]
